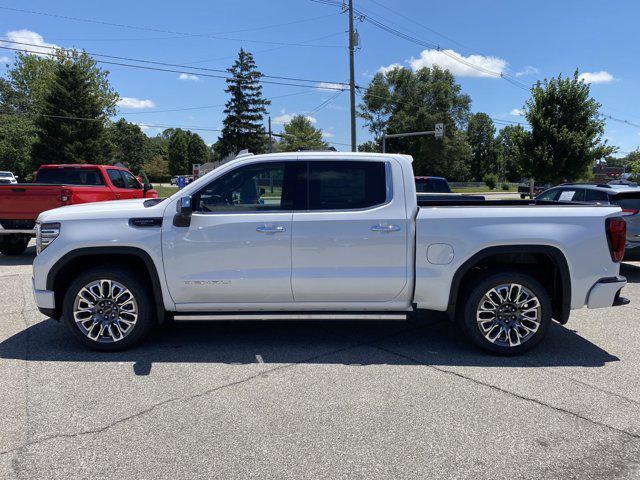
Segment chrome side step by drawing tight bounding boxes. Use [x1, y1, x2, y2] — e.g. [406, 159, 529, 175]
[173, 313, 407, 321]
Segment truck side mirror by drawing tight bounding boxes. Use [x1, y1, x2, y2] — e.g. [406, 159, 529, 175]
[143, 182, 152, 191]
[173, 196, 193, 227]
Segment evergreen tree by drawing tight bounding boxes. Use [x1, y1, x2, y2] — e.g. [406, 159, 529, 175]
[277, 115, 328, 151]
[215, 49, 270, 158]
[31, 50, 118, 167]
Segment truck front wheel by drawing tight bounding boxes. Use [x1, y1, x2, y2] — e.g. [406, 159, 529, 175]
[0, 235, 30, 256]
[461, 271, 552, 355]
[62, 266, 155, 351]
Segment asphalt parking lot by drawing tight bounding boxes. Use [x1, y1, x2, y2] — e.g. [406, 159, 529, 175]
[1, 244, 640, 480]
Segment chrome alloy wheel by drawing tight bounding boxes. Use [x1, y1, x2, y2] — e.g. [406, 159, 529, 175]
[476, 283, 541, 348]
[72, 279, 138, 343]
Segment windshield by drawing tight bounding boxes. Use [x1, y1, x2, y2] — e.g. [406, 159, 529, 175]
[415, 178, 451, 193]
[0, 172, 12, 178]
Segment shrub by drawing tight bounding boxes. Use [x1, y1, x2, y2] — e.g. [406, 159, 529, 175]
[483, 173, 498, 190]
[501, 182, 510, 191]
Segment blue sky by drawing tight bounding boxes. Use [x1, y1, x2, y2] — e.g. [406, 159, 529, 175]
[1, 0, 638, 155]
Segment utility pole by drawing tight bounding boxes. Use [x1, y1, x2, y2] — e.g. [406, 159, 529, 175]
[348, 0, 357, 152]
[268, 116, 273, 153]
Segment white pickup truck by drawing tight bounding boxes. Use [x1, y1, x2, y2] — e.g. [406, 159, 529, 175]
[32, 152, 629, 354]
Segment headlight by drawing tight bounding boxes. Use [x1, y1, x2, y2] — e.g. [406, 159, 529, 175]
[36, 222, 60, 254]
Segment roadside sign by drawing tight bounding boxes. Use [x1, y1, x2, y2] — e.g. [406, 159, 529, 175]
[435, 123, 444, 139]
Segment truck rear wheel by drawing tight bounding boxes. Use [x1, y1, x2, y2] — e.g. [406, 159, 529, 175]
[460, 271, 552, 355]
[62, 266, 154, 351]
[0, 235, 30, 256]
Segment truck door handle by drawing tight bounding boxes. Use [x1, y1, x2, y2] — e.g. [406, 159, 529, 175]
[370, 224, 401, 232]
[256, 225, 286, 234]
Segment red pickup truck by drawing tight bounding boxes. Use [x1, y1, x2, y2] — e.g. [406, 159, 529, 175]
[0, 164, 158, 255]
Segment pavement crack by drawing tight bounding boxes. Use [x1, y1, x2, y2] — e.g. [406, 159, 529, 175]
[0, 329, 406, 457]
[372, 343, 640, 441]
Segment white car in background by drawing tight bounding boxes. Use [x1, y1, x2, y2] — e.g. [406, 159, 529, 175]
[0, 171, 18, 184]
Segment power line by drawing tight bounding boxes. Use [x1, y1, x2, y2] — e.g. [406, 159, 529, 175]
[1, 39, 350, 86]
[0, 5, 345, 48]
[0, 45, 349, 91]
[120, 90, 319, 115]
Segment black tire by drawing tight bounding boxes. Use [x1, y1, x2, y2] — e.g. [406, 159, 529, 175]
[460, 270, 552, 355]
[62, 266, 155, 351]
[0, 235, 30, 256]
[520, 194, 526, 199]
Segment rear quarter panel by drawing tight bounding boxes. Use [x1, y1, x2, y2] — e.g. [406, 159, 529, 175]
[414, 205, 622, 311]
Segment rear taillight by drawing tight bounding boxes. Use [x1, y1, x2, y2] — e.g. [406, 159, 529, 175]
[606, 217, 626, 262]
[61, 188, 72, 205]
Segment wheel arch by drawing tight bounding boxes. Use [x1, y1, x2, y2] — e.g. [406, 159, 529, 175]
[47, 246, 166, 323]
[446, 245, 571, 324]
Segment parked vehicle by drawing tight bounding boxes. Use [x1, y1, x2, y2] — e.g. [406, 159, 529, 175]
[0, 164, 157, 256]
[0, 171, 18, 184]
[32, 152, 628, 354]
[415, 176, 485, 201]
[518, 181, 551, 198]
[536, 183, 640, 259]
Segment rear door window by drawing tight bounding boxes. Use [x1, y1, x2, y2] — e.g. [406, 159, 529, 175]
[416, 178, 451, 193]
[307, 161, 387, 210]
[107, 169, 126, 188]
[35, 168, 105, 185]
[584, 189, 610, 204]
[557, 188, 585, 202]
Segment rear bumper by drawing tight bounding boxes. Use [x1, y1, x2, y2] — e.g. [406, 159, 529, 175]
[32, 277, 57, 318]
[587, 276, 628, 309]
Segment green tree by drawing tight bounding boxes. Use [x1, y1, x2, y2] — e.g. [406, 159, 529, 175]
[277, 115, 328, 151]
[107, 119, 150, 174]
[495, 125, 526, 182]
[0, 52, 56, 114]
[517, 71, 615, 183]
[31, 49, 118, 167]
[467, 113, 497, 180]
[358, 140, 380, 153]
[623, 150, 640, 178]
[167, 129, 190, 175]
[359, 66, 472, 179]
[0, 116, 37, 178]
[187, 132, 209, 166]
[142, 154, 170, 182]
[215, 49, 270, 159]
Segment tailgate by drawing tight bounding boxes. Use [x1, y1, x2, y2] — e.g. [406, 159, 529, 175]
[0, 185, 63, 221]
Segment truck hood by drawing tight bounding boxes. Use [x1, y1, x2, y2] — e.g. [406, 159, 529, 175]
[37, 198, 163, 222]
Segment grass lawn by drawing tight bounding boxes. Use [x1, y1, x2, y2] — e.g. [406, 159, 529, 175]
[154, 185, 179, 197]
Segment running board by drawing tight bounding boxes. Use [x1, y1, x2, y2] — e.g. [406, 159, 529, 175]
[173, 313, 408, 321]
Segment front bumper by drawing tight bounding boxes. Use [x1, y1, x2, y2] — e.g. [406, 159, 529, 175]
[587, 276, 628, 309]
[32, 277, 57, 318]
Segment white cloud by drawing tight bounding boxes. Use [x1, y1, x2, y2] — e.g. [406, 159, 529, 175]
[409, 49, 507, 78]
[516, 65, 538, 77]
[2, 30, 58, 56]
[273, 112, 317, 125]
[578, 71, 614, 84]
[322, 131, 335, 138]
[178, 73, 200, 81]
[510, 108, 524, 116]
[117, 97, 156, 109]
[378, 63, 403, 74]
[316, 82, 348, 91]
[134, 123, 151, 132]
